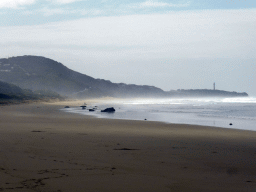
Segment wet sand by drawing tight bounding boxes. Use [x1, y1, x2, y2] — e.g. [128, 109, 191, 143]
[0, 101, 256, 192]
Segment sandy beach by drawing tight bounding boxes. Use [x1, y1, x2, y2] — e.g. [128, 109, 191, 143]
[0, 101, 256, 192]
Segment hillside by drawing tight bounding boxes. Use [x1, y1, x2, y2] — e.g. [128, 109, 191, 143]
[0, 56, 166, 98]
[0, 81, 24, 95]
[0, 81, 63, 104]
[168, 89, 248, 97]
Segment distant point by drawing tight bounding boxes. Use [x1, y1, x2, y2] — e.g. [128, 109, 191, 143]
[213, 82, 215, 90]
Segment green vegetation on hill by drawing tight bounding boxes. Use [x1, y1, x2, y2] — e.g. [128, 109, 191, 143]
[0, 81, 64, 105]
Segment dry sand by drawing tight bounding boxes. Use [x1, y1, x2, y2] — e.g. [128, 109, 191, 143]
[0, 101, 256, 192]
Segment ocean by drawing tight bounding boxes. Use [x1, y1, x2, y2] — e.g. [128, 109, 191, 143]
[62, 97, 256, 131]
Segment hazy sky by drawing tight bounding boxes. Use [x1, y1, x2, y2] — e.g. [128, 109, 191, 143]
[1, 0, 255, 95]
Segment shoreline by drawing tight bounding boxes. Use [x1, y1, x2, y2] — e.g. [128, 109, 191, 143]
[57, 99, 256, 132]
[0, 101, 256, 191]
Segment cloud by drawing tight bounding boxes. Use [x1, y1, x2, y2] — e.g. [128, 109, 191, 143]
[1, 9, 255, 59]
[79, 9, 104, 16]
[39, 7, 67, 16]
[48, 0, 83, 4]
[35, 1, 190, 17]
[130, 0, 191, 8]
[0, 0, 36, 9]
[36, 7, 103, 17]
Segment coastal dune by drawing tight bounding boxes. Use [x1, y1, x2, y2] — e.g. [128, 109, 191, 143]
[0, 101, 256, 192]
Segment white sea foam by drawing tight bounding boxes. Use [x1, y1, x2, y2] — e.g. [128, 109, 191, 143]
[118, 97, 256, 105]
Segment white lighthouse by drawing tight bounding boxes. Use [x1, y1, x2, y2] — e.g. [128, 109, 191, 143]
[213, 82, 215, 90]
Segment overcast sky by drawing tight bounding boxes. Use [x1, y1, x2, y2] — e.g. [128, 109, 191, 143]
[0, 0, 255, 95]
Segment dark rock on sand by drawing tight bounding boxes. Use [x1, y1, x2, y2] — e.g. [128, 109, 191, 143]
[64, 106, 70, 108]
[114, 148, 140, 150]
[31, 130, 45, 132]
[101, 107, 115, 113]
[89, 109, 95, 112]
